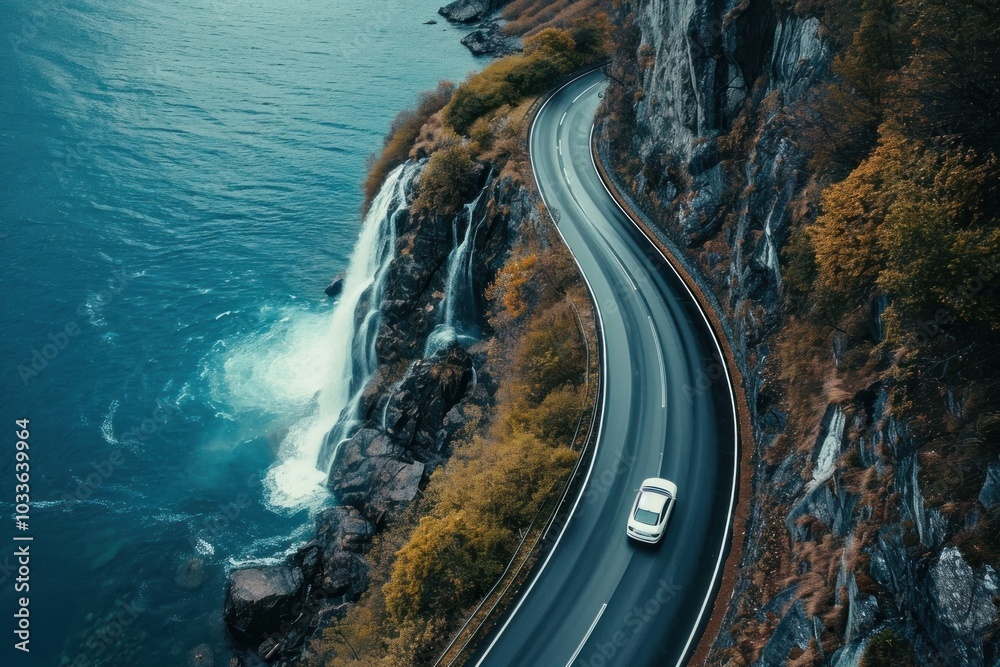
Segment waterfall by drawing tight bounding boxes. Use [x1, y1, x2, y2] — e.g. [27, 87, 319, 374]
[263, 162, 418, 510]
[424, 181, 489, 357]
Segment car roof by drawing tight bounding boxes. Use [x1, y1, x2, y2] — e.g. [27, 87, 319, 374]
[637, 489, 669, 513]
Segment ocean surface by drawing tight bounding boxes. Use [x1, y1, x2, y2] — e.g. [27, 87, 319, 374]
[0, 0, 477, 662]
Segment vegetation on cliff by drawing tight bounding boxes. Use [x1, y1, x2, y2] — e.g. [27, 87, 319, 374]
[698, 1, 1000, 662]
[750, 0, 1000, 662]
[302, 13, 610, 667]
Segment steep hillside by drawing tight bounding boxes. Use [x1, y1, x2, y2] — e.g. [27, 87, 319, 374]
[599, 0, 1000, 664]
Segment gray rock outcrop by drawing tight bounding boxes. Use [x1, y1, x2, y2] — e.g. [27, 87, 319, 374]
[223, 565, 304, 645]
[461, 21, 522, 57]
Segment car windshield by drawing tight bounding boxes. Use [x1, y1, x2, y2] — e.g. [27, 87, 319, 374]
[634, 508, 660, 525]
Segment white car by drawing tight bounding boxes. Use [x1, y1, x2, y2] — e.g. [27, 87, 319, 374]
[626, 477, 677, 543]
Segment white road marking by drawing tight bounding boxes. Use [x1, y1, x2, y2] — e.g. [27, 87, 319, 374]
[566, 603, 607, 667]
[658, 452, 664, 476]
[560, 111, 567, 126]
[562, 166, 570, 183]
[558, 139, 562, 155]
[648, 316, 666, 409]
[573, 80, 602, 105]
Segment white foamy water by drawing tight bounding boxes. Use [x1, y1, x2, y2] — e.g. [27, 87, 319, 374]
[261, 163, 418, 510]
[100, 399, 121, 446]
[213, 306, 334, 413]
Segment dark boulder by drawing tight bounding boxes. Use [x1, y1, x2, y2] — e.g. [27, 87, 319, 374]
[438, 0, 505, 23]
[333, 428, 407, 471]
[324, 273, 346, 298]
[460, 23, 521, 56]
[325, 349, 474, 519]
[461, 29, 491, 54]
[314, 505, 376, 553]
[224, 565, 304, 645]
[176, 557, 208, 589]
[318, 550, 371, 600]
[294, 506, 377, 599]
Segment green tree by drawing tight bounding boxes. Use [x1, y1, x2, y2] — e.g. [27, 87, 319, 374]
[522, 384, 585, 446]
[364, 82, 455, 208]
[895, 0, 1000, 155]
[384, 512, 506, 624]
[808, 133, 906, 303]
[569, 14, 612, 61]
[876, 143, 1000, 327]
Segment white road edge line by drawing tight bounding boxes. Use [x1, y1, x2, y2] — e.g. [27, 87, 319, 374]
[560, 111, 567, 126]
[476, 68, 610, 667]
[648, 316, 667, 408]
[558, 139, 562, 155]
[589, 108, 740, 667]
[565, 603, 607, 667]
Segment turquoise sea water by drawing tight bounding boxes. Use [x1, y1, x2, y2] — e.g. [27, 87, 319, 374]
[0, 0, 476, 662]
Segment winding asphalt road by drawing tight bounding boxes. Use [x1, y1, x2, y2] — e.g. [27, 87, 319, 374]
[473, 70, 739, 667]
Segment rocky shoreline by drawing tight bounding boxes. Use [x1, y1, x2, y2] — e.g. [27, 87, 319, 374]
[222, 165, 538, 665]
[439, 0, 521, 58]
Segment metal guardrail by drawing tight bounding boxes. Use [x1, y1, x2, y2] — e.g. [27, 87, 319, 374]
[431, 61, 610, 667]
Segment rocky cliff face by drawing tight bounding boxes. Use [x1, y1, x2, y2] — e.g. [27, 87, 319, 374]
[222, 164, 536, 665]
[602, 0, 998, 664]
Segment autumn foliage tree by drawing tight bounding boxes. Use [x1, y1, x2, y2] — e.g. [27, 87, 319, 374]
[800, 0, 1000, 341]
